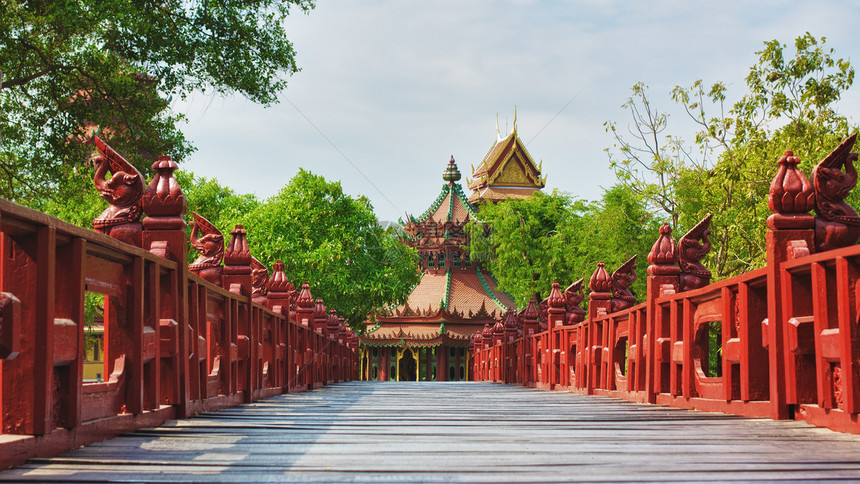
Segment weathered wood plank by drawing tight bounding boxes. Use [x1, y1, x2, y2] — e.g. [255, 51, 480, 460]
[3, 382, 860, 482]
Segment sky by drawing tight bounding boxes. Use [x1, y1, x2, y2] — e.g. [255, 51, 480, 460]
[175, 0, 860, 224]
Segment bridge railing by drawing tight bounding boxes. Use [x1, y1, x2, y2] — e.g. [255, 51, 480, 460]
[0, 144, 358, 468]
[471, 140, 860, 434]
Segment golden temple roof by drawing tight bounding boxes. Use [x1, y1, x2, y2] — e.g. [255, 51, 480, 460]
[468, 116, 546, 204]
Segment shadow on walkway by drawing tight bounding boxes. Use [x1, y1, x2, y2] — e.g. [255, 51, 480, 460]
[3, 382, 860, 482]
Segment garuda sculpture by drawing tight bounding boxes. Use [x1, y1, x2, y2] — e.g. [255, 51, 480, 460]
[678, 214, 712, 291]
[564, 278, 586, 324]
[189, 212, 224, 285]
[813, 133, 860, 251]
[91, 136, 145, 246]
[610, 255, 637, 313]
[251, 257, 269, 304]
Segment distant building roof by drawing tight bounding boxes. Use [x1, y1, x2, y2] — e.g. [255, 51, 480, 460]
[467, 114, 546, 204]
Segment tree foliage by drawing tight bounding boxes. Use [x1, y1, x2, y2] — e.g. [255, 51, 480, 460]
[606, 33, 857, 278]
[468, 191, 573, 305]
[0, 0, 314, 202]
[241, 169, 419, 330]
[468, 188, 657, 309]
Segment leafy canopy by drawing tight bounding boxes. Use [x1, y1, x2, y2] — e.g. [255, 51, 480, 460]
[0, 0, 314, 202]
[241, 169, 419, 330]
[468, 188, 656, 309]
[606, 33, 857, 278]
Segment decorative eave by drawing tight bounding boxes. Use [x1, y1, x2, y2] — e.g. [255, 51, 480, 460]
[358, 333, 472, 348]
[469, 118, 546, 198]
[375, 305, 499, 326]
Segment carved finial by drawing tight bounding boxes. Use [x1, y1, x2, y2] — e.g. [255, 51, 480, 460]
[224, 225, 251, 267]
[548, 281, 565, 310]
[91, 137, 145, 246]
[505, 308, 518, 341]
[188, 212, 223, 285]
[546, 281, 566, 327]
[443, 156, 461, 183]
[589, 262, 612, 293]
[482, 321, 494, 339]
[267, 260, 295, 294]
[142, 155, 186, 228]
[265, 260, 295, 313]
[492, 316, 505, 336]
[521, 298, 539, 336]
[610, 255, 637, 312]
[313, 298, 327, 322]
[647, 223, 679, 275]
[678, 214, 713, 292]
[327, 308, 340, 335]
[295, 283, 314, 326]
[813, 133, 860, 251]
[767, 150, 816, 229]
[564, 278, 586, 324]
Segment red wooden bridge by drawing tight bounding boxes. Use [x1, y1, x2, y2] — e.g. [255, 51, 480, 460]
[5, 382, 860, 483]
[3, 136, 860, 481]
[470, 138, 860, 436]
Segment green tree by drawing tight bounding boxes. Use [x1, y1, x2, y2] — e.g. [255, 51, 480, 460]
[467, 191, 573, 307]
[0, 0, 314, 203]
[607, 33, 857, 278]
[177, 170, 261, 264]
[241, 169, 419, 330]
[554, 185, 658, 301]
[468, 187, 657, 309]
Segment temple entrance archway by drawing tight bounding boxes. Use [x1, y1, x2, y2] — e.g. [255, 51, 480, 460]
[399, 348, 417, 381]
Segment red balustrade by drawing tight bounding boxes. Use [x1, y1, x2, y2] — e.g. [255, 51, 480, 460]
[471, 137, 860, 435]
[0, 140, 358, 468]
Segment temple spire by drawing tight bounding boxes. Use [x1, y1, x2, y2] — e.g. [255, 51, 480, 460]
[442, 156, 461, 185]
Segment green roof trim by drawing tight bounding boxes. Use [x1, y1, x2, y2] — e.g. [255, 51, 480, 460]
[441, 268, 452, 310]
[486, 270, 515, 302]
[451, 183, 479, 216]
[475, 266, 508, 312]
[412, 182, 477, 224]
[416, 184, 451, 223]
[447, 185, 455, 221]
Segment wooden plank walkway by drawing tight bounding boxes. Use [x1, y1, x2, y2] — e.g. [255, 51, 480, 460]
[4, 382, 860, 482]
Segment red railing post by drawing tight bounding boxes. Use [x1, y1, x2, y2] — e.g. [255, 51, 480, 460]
[223, 225, 253, 402]
[766, 150, 816, 420]
[587, 263, 611, 394]
[141, 155, 190, 417]
[646, 223, 680, 403]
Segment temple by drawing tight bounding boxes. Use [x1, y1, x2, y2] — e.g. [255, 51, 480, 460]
[359, 119, 545, 381]
[468, 113, 546, 203]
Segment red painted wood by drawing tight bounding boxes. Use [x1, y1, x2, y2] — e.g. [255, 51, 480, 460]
[471, 140, 860, 434]
[0, 194, 357, 469]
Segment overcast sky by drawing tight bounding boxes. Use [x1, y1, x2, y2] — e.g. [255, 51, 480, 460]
[174, 0, 860, 223]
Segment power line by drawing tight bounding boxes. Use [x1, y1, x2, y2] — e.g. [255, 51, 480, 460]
[526, 89, 582, 146]
[284, 96, 402, 214]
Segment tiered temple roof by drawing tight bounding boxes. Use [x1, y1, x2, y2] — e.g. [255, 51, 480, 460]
[468, 115, 546, 204]
[361, 157, 514, 348]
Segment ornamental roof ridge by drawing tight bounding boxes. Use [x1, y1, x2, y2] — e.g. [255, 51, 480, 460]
[475, 265, 511, 313]
[414, 184, 451, 224]
[469, 119, 546, 195]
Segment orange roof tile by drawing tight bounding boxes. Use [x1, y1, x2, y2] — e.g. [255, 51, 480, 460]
[448, 270, 513, 317]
